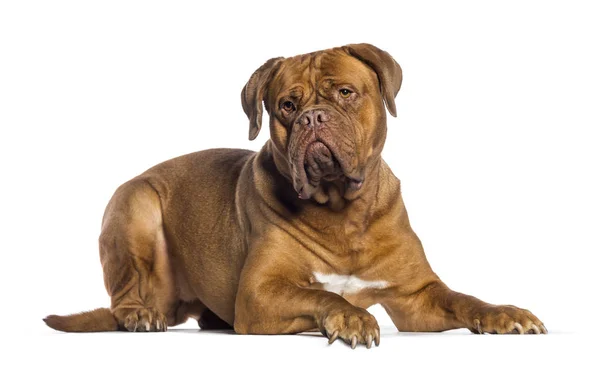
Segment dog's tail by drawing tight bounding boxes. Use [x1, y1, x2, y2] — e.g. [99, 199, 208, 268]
[43, 308, 119, 332]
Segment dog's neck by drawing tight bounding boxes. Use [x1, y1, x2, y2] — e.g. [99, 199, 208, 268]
[251, 141, 404, 252]
[259, 140, 401, 237]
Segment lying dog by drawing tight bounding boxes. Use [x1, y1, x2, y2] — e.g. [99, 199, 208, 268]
[45, 43, 546, 348]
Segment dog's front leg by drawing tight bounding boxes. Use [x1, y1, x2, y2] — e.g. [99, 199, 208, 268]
[382, 279, 548, 335]
[233, 238, 380, 349]
[374, 219, 548, 335]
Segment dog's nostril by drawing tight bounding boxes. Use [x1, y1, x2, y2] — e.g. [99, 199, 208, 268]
[305, 115, 312, 126]
[317, 110, 331, 124]
[299, 112, 315, 127]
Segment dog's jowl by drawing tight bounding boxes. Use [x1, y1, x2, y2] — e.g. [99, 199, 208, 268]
[44, 44, 546, 348]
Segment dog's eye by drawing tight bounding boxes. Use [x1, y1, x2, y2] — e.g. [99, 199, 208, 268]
[339, 89, 352, 98]
[282, 101, 296, 112]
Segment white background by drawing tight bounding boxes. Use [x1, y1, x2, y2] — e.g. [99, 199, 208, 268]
[1, 0, 598, 368]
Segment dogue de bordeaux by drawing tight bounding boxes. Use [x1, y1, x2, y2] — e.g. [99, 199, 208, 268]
[45, 44, 546, 348]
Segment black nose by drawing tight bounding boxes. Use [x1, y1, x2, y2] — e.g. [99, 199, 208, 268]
[298, 109, 330, 127]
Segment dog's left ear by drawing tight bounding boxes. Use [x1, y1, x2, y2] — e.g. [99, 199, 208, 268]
[343, 43, 402, 117]
[241, 57, 284, 140]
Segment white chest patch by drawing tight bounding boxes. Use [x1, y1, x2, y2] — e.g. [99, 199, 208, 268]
[313, 272, 389, 295]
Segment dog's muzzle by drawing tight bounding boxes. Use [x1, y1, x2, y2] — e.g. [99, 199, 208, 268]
[290, 108, 363, 199]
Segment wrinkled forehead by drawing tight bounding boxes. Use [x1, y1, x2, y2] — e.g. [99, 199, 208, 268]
[269, 49, 379, 99]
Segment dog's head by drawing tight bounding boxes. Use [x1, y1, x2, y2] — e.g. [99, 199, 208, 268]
[242, 44, 402, 201]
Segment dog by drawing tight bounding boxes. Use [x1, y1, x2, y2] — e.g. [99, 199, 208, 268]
[44, 43, 546, 348]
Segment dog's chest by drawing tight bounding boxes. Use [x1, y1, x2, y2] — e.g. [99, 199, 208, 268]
[311, 272, 388, 295]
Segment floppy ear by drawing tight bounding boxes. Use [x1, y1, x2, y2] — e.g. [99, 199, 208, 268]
[241, 57, 284, 140]
[342, 43, 403, 117]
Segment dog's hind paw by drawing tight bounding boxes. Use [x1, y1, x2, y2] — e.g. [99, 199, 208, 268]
[123, 308, 167, 332]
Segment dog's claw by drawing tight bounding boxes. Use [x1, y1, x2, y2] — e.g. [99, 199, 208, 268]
[531, 324, 541, 334]
[473, 319, 483, 334]
[351, 336, 357, 349]
[375, 330, 380, 346]
[366, 334, 373, 349]
[514, 322, 524, 334]
[540, 324, 548, 334]
[328, 330, 339, 345]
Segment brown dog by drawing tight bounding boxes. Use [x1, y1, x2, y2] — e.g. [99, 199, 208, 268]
[44, 44, 546, 348]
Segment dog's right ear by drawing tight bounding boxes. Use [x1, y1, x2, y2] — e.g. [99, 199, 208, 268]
[241, 57, 284, 141]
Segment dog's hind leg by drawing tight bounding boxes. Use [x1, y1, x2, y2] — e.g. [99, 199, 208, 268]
[99, 178, 176, 332]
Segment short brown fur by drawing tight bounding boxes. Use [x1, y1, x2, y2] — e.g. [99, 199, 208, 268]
[45, 44, 546, 346]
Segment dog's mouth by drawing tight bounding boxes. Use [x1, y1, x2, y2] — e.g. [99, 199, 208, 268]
[291, 138, 363, 200]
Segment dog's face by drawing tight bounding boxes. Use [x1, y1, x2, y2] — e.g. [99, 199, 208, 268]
[242, 44, 402, 201]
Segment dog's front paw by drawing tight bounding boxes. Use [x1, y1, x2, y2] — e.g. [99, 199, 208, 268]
[122, 307, 167, 332]
[469, 305, 547, 334]
[318, 307, 380, 349]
